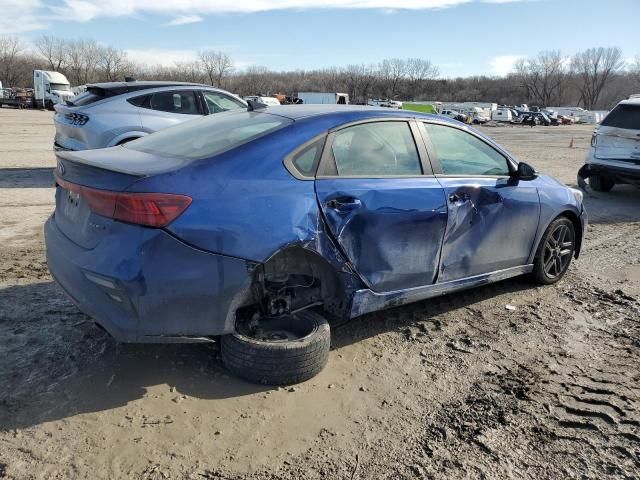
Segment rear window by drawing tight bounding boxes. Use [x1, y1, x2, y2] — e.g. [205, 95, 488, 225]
[125, 111, 292, 160]
[601, 104, 640, 130]
[69, 88, 105, 106]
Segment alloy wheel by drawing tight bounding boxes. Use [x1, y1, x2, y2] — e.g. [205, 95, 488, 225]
[542, 224, 574, 279]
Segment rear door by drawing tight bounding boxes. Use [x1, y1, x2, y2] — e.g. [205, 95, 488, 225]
[314, 119, 448, 292]
[420, 122, 540, 282]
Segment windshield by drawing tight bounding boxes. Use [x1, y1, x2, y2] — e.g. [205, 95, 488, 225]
[601, 104, 640, 130]
[125, 111, 292, 160]
[50, 83, 70, 91]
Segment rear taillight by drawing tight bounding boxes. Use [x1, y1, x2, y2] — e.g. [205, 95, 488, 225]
[56, 176, 191, 228]
[591, 133, 597, 147]
[64, 112, 89, 126]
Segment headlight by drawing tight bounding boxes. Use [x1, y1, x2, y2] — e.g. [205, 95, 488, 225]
[569, 187, 583, 205]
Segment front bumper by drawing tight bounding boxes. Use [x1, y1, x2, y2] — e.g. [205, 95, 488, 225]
[45, 215, 252, 342]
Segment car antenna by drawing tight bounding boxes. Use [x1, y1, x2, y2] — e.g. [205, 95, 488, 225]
[247, 99, 268, 111]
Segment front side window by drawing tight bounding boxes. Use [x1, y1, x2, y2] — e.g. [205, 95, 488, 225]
[202, 91, 245, 114]
[423, 123, 510, 176]
[329, 122, 422, 176]
[148, 90, 199, 115]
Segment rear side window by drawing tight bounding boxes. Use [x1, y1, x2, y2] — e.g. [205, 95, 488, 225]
[125, 112, 292, 160]
[127, 94, 149, 107]
[424, 123, 510, 176]
[148, 91, 200, 115]
[288, 138, 324, 177]
[601, 104, 640, 130]
[327, 122, 422, 176]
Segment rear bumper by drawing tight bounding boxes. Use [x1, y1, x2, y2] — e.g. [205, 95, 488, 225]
[45, 215, 252, 342]
[578, 156, 640, 188]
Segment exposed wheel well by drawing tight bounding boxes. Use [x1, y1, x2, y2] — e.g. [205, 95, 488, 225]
[235, 246, 349, 326]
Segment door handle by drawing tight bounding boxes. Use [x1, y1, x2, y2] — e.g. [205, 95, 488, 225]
[326, 197, 362, 210]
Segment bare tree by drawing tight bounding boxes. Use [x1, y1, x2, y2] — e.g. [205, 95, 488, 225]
[199, 50, 234, 87]
[174, 60, 205, 84]
[99, 46, 131, 82]
[631, 56, 640, 84]
[571, 47, 624, 109]
[378, 58, 407, 98]
[515, 50, 567, 106]
[406, 58, 439, 100]
[343, 64, 376, 103]
[0, 35, 25, 86]
[33, 35, 67, 71]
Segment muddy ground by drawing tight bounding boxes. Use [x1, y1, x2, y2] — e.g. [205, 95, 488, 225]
[0, 108, 638, 479]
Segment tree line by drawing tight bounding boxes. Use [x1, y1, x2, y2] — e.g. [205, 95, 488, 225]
[1, 35, 638, 110]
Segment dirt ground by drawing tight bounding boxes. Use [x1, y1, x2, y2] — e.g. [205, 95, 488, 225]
[0, 108, 638, 479]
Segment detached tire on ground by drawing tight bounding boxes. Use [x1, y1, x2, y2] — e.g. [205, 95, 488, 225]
[589, 175, 615, 192]
[221, 310, 330, 385]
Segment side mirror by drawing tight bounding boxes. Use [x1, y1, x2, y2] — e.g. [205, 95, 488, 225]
[515, 162, 537, 181]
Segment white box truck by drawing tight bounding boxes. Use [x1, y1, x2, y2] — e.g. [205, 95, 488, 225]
[33, 70, 74, 109]
[491, 108, 514, 122]
[298, 92, 349, 105]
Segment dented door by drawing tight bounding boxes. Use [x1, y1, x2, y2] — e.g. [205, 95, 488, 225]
[420, 122, 541, 282]
[435, 178, 540, 282]
[315, 120, 448, 293]
[316, 178, 448, 292]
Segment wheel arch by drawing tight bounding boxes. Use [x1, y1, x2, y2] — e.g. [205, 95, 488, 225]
[107, 131, 147, 147]
[533, 209, 583, 261]
[560, 209, 583, 258]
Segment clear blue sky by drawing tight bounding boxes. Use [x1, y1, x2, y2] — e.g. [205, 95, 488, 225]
[7, 0, 640, 77]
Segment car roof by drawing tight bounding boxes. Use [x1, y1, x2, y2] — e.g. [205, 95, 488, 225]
[261, 104, 454, 123]
[85, 81, 208, 95]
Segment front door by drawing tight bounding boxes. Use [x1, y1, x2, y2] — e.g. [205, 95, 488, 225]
[420, 122, 541, 282]
[315, 120, 448, 292]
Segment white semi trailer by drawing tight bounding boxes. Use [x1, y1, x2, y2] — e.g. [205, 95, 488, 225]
[298, 92, 349, 105]
[1, 71, 74, 109]
[33, 70, 74, 109]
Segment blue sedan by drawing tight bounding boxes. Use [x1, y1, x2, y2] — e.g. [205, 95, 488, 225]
[45, 105, 587, 384]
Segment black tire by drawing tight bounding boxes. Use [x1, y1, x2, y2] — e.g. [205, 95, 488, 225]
[532, 216, 575, 285]
[221, 310, 330, 385]
[589, 175, 615, 192]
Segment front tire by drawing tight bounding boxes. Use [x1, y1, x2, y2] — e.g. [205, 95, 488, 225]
[532, 217, 575, 285]
[221, 310, 330, 385]
[589, 175, 615, 192]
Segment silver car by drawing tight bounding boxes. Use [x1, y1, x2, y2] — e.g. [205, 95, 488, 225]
[53, 81, 247, 151]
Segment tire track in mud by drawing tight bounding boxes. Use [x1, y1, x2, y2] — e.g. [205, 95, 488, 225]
[409, 278, 640, 479]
